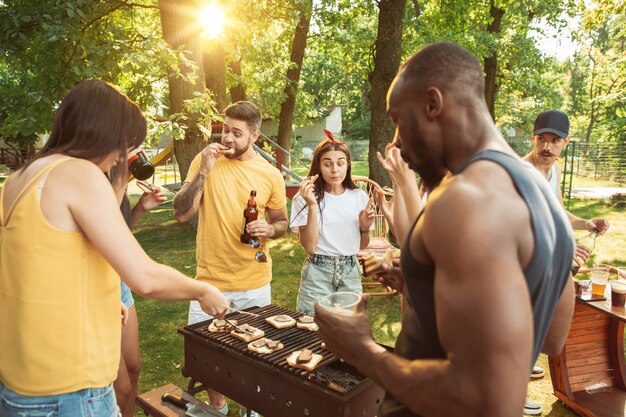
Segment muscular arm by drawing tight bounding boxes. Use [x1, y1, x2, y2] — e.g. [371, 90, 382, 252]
[317, 173, 534, 416]
[172, 173, 206, 223]
[371, 187, 531, 415]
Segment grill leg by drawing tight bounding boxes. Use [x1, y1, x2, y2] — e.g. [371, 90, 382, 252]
[186, 378, 207, 396]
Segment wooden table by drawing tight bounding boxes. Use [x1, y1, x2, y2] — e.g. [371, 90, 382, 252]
[549, 297, 626, 416]
[136, 383, 223, 417]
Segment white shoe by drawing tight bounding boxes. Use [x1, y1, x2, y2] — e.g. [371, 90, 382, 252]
[530, 365, 545, 379]
[523, 397, 542, 415]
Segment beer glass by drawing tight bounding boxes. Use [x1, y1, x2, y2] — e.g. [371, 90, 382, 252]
[591, 264, 610, 297]
[317, 292, 361, 316]
[610, 281, 626, 308]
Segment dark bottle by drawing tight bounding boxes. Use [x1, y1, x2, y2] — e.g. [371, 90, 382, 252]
[571, 265, 580, 276]
[240, 190, 258, 244]
[128, 150, 155, 180]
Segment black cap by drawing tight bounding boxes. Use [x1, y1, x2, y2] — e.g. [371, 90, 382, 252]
[533, 110, 569, 138]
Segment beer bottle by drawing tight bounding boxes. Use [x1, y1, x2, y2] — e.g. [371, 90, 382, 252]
[240, 190, 258, 244]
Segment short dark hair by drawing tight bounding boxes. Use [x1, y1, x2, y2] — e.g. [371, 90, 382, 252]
[24, 79, 146, 170]
[224, 101, 262, 131]
[400, 42, 485, 104]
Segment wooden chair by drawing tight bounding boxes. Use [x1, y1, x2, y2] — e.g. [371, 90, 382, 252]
[352, 175, 398, 297]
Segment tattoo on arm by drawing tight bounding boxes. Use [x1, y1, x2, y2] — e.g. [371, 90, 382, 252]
[173, 173, 206, 218]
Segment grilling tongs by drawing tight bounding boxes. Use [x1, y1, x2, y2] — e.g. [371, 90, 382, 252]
[223, 317, 249, 334]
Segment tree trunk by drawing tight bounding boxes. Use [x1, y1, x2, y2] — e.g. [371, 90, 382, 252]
[203, 39, 227, 112]
[158, 0, 207, 182]
[276, 0, 313, 175]
[229, 58, 247, 102]
[368, 0, 405, 188]
[483, 1, 504, 120]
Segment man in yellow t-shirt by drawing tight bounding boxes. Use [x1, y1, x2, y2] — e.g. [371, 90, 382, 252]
[173, 101, 287, 416]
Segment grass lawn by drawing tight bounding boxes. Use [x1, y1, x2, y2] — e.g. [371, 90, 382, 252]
[129, 194, 625, 416]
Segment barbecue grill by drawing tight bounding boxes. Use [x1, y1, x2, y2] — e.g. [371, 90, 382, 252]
[179, 304, 385, 417]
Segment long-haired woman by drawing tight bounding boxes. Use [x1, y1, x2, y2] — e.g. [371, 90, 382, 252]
[289, 131, 375, 316]
[0, 80, 227, 416]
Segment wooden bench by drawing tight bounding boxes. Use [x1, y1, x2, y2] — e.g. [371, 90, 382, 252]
[136, 383, 223, 417]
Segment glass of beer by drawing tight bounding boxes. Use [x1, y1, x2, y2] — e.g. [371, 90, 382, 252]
[591, 266, 610, 297]
[317, 292, 361, 316]
[610, 281, 626, 308]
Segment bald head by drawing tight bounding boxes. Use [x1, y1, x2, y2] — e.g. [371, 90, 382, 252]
[396, 42, 485, 105]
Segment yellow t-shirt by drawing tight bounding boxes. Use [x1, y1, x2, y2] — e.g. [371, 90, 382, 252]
[0, 158, 119, 395]
[186, 152, 287, 291]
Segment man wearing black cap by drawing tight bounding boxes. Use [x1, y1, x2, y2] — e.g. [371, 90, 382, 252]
[523, 110, 610, 247]
[522, 109, 610, 415]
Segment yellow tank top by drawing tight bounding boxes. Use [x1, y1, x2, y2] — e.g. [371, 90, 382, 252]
[0, 157, 120, 395]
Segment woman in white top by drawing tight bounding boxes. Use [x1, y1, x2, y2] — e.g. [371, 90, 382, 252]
[290, 131, 375, 315]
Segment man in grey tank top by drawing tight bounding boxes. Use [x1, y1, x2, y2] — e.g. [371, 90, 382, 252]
[315, 42, 576, 417]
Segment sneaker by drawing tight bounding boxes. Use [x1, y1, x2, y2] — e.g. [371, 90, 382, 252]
[523, 397, 542, 415]
[239, 407, 260, 417]
[530, 365, 545, 379]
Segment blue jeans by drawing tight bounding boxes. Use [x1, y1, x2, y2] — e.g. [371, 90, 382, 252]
[0, 382, 119, 417]
[120, 280, 134, 309]
[296, 254, 362, 316]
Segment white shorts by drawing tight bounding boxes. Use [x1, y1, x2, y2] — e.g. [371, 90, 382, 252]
[188, 283, 272, 325]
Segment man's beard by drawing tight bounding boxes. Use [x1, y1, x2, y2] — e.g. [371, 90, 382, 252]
[414, 162, 445, 191]
[225, 142, 250, 159]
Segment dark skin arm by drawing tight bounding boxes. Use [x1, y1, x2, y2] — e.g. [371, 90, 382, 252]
[316, 166, 536, 416]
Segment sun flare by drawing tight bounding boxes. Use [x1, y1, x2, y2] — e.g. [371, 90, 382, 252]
[199, 4, 226, 37]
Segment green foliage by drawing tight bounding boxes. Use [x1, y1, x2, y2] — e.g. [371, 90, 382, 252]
[0, 0, 623, 170]
[568, 1, 626, 142]
[0, 0, 180, 141]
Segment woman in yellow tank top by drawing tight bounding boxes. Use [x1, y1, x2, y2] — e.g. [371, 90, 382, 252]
[0, 80, 228, 417]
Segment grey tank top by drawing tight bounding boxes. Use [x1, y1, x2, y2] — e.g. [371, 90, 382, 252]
[383, 150, 573, 417]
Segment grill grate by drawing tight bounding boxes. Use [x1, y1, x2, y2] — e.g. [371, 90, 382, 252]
[180, 304, 385, 417]
[187, 305, 339, 380]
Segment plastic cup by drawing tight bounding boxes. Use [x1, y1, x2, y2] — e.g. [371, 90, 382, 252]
[591, 269, 610, 297]
[317, 291, 361, 316]
[610, 281, 626, 307]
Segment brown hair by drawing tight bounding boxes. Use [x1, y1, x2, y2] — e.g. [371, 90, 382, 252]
[22, 79, 146, 173]
[307, 141, 357, 206]
[224, 101, 262, 131]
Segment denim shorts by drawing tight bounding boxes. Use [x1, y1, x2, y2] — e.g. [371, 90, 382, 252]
[296, 254, 362, 316]
[120, 280, 134, 309]
[0, 382, 119, 417]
